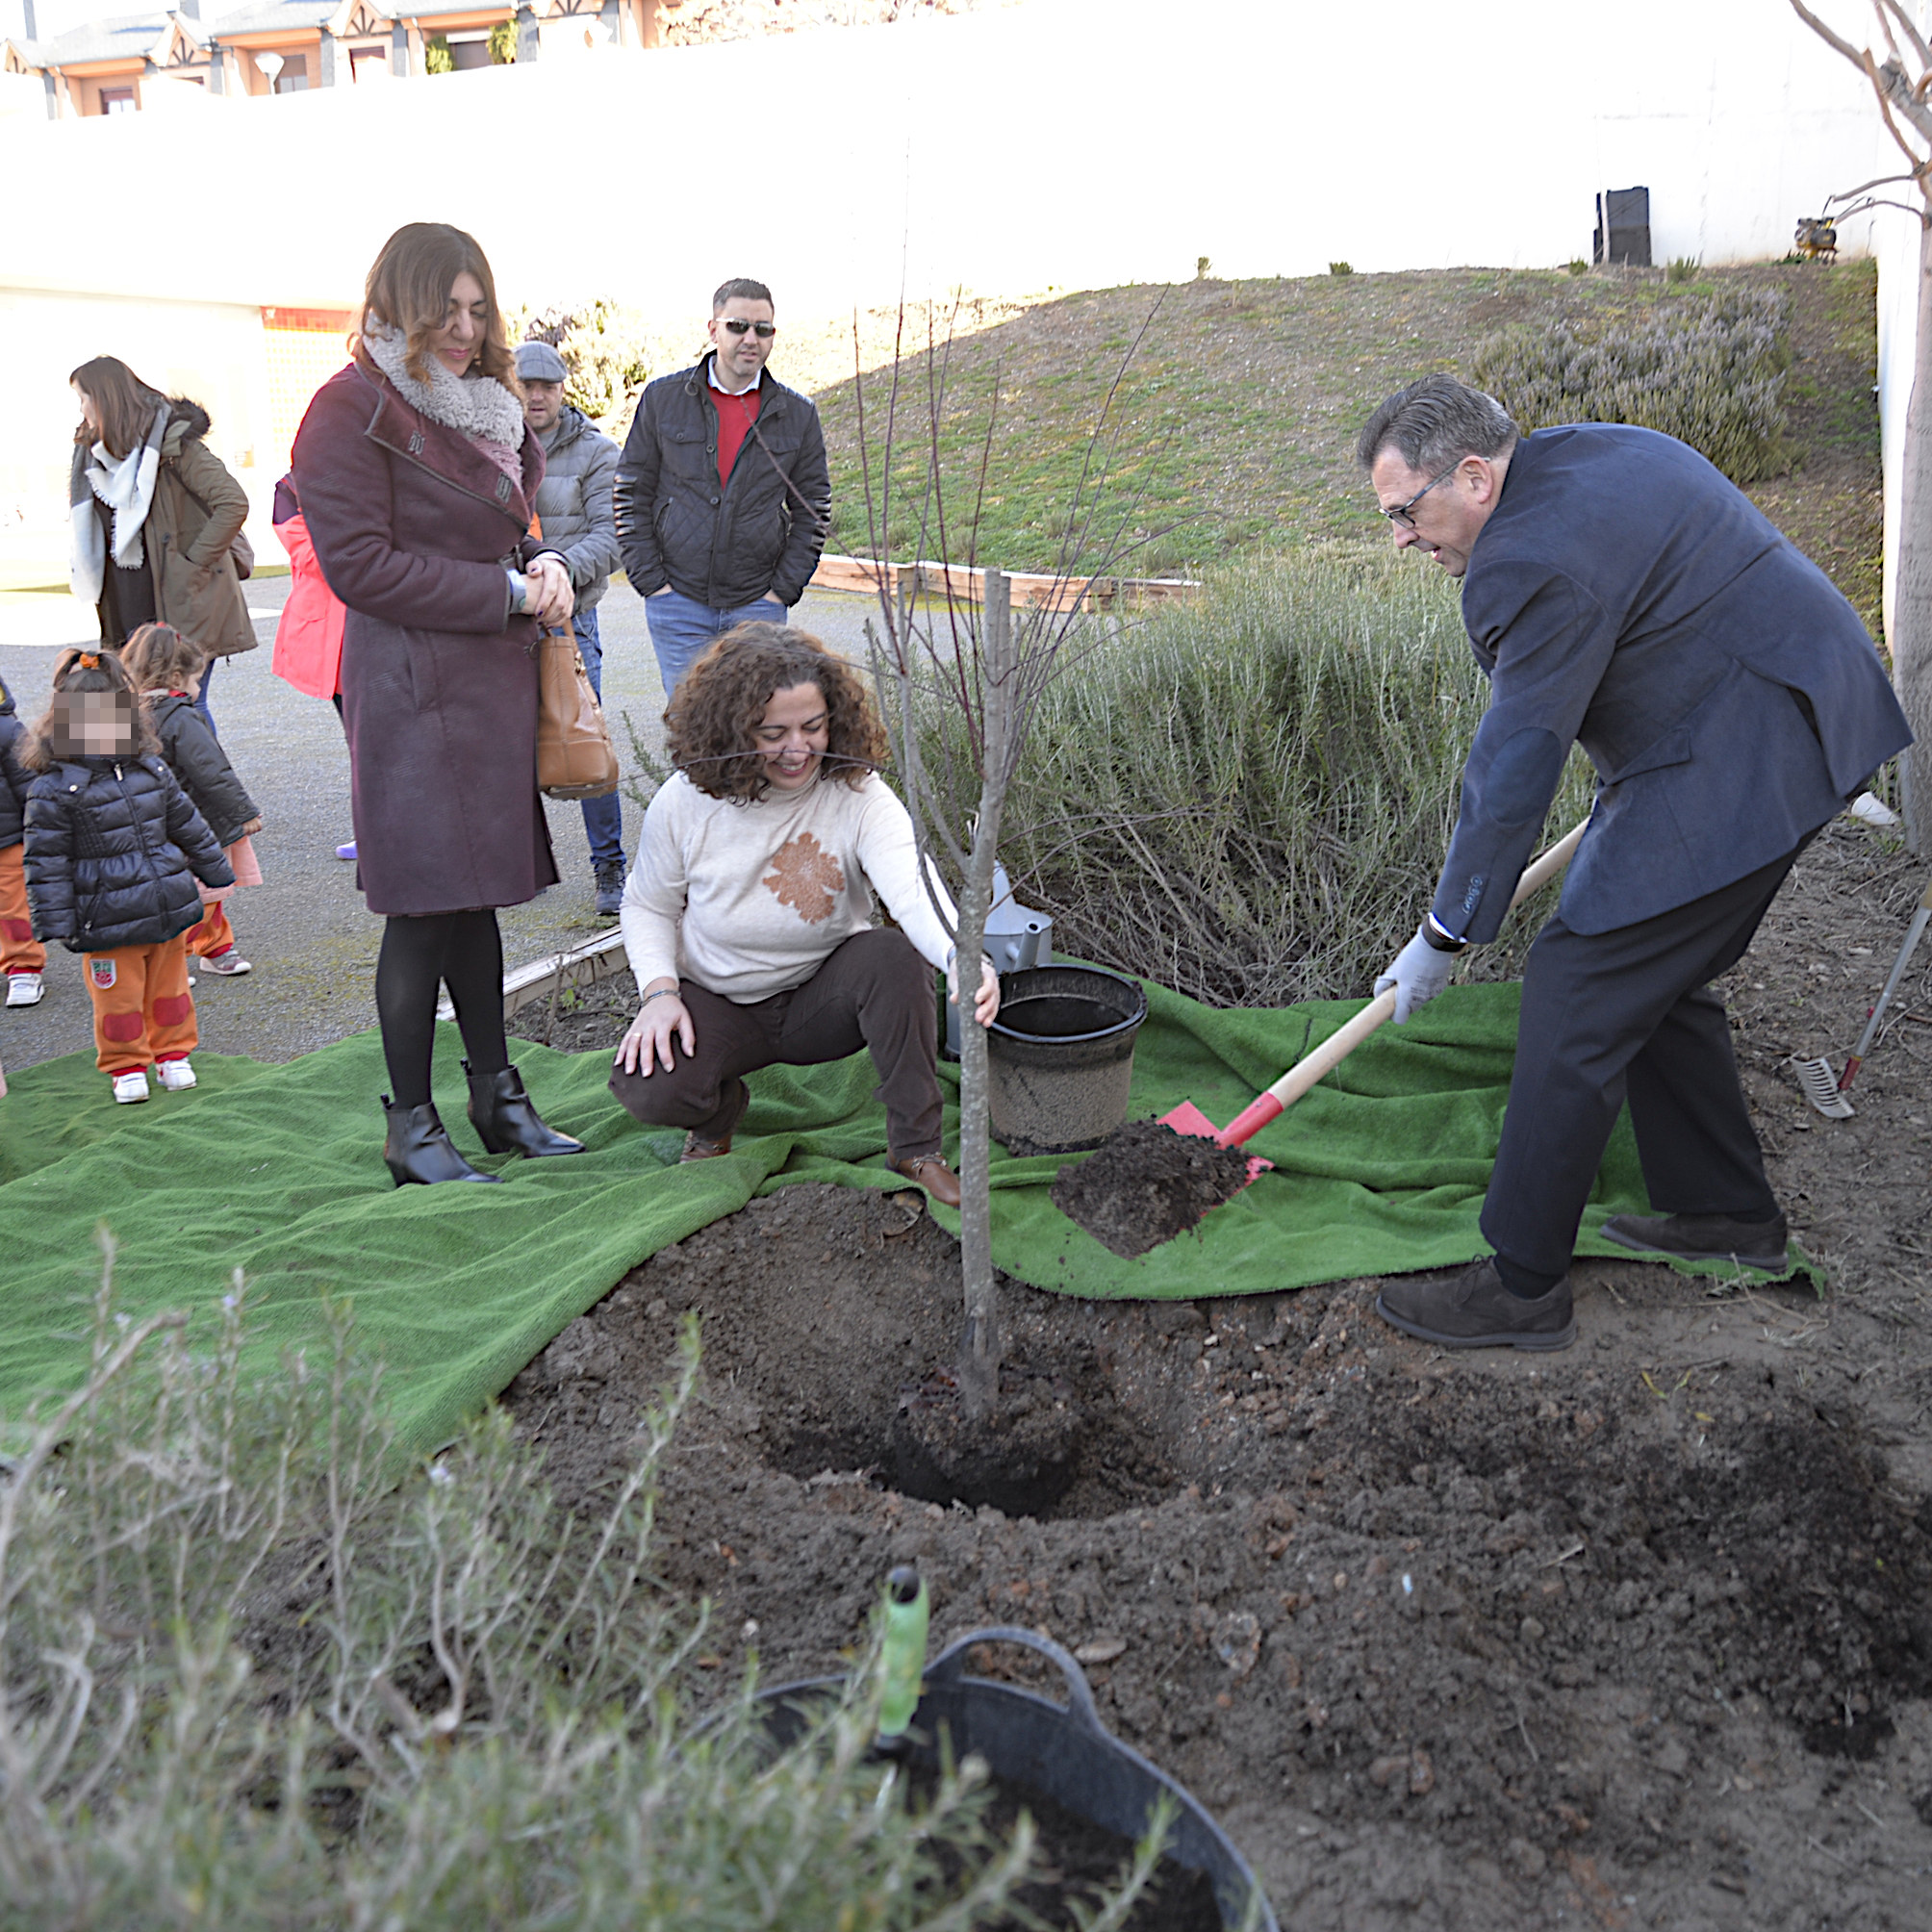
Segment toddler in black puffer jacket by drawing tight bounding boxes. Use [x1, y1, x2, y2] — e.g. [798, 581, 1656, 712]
[20, 648, 233, 1105]
[123, 623, 264, 979]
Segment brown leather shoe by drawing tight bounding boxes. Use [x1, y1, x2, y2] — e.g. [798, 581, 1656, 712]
[891, 1154, 962, 1207]
[679, 1080, 748, 1163]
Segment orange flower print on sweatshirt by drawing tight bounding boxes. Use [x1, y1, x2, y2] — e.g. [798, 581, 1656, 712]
[763, 832, 846, 923]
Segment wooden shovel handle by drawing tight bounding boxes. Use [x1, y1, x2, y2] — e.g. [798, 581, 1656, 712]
[1215, 817, 1590, 1147]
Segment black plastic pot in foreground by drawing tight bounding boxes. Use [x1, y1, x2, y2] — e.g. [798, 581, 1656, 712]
[757, 1626, 1278, 1932]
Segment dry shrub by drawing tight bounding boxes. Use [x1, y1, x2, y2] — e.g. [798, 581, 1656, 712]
[975, 549, 1594, 1007]
[0, 1246, 1148, 1929]
[1472, 287, 1792, 484]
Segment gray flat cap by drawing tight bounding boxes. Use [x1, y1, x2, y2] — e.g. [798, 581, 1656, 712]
[516, 341, 569, 383]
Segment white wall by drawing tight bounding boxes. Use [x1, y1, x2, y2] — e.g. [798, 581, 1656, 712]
[0, 0, 1910, 575]
[0, 0, 1898, 313]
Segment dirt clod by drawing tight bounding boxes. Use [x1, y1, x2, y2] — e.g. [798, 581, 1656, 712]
[1052, 1120, 1254, 1258]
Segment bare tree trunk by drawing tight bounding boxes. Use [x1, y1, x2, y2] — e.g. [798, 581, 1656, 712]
[956, 570, 1012, 1421]
[1895, 219, 1932, 850]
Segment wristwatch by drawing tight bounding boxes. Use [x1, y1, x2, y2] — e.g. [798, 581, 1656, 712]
[1422, 914, 1469, 954]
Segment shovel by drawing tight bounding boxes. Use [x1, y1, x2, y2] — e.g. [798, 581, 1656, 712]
[1792, 873, 1932, 1120]
[1161, 818, 1591, 1157]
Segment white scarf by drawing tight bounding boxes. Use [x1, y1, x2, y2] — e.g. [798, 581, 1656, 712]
[69, 403, 167, 608]
[362, 317, 525, 451]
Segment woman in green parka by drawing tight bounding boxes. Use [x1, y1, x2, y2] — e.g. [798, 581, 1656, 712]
[68, 355, 255, 726]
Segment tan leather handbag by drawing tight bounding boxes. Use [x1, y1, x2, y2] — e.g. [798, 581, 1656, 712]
[536, 623, 620, 800]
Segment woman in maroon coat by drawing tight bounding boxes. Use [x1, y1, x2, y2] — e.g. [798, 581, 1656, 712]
[293, 223, 586, 1185]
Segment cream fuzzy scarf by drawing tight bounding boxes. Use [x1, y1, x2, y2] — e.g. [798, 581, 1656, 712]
[363, 317, 525, 452]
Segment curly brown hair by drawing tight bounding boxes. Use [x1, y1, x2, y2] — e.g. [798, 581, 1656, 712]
[355, 222, 521, 394]
[667, 623, 888, 802]
[20, 648, 158, 772]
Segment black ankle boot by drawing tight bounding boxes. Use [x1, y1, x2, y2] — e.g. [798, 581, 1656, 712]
[381, 1096, 502, 1186]
[464, 1060, 586, 1158]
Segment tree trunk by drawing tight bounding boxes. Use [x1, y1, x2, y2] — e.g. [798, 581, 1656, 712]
[956, 571, 1012, 1422]
[1894, 219, 1932, 850]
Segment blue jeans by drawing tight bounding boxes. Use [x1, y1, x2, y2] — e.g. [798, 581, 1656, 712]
[645, 589, 788, 696]
[572, 607, 625, 870]
[194, 652, 217, 734]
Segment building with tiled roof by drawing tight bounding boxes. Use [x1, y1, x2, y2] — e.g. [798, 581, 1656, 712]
[2, 0, 662, 114]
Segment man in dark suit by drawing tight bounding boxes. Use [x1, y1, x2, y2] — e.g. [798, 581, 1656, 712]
[1360, 374, 1910, 1351]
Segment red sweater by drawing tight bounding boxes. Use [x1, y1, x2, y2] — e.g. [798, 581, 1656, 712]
[713, 380, 762, 489]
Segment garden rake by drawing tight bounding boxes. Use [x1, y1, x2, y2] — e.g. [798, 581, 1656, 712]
[1792, 873, 1932, 1120]
[1161, 817, 1591, 1161]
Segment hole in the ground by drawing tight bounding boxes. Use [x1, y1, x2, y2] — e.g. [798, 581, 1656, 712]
[771, 1366, 1099, 1516]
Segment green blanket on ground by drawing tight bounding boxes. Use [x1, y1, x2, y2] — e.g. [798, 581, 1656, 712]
[0, 982, 1790, 1459]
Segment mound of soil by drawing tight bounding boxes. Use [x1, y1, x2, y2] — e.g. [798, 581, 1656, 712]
[503, 826, 1932, 1928]
[1053, 1120, 1257, 1258]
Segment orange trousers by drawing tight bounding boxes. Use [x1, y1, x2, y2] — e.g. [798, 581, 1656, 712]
[185, 900, 235, 958]
[0, 843, 45, 976]
[84, 933, 197, 1075]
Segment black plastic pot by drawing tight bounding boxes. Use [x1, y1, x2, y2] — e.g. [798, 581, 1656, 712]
[986, 966, 1150, 1157]
[757, 1626, 1277, 1932]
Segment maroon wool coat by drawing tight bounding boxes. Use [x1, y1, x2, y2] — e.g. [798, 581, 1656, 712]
[291, 355, 559, 917]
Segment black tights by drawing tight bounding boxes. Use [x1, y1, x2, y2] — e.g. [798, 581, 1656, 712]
[375, 910, 507, 1108]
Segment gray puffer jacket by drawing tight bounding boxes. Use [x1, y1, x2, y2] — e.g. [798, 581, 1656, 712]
[615, 355, 831, 611]
[533, 406, 623, 611]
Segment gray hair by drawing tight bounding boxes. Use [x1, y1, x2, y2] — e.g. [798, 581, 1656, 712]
[1357, 373, 1517, 473]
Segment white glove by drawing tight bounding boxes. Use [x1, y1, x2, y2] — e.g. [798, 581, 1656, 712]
[1374, 925, 1457, 1025]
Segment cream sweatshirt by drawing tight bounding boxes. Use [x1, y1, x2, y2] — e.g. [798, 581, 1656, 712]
[620, 770, 957, 1004]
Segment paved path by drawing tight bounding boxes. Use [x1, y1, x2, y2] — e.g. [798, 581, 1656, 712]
[0, 580, 880, 1077]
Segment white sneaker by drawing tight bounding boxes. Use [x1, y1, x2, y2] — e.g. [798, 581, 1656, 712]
[5, 972, 42, 1007]
[156, 1059, 197, 1092]
[198, 952, 251, 977]
[112, 1070, 150, 1104]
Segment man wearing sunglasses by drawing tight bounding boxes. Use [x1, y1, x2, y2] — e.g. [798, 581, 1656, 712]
[1357, 373, 1908, 1353]
[616, 277, 831, 697]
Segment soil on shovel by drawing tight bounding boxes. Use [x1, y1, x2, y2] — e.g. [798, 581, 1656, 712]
[502, 824, 1932, 1931]
[1052, 1119, 1256, 1258]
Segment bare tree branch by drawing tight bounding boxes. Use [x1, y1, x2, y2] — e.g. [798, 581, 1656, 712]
[1878, 0, 1930, 71]
[1792, 0, 1871, 68]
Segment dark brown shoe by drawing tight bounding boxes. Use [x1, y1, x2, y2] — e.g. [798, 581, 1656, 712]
[891, 1154, 962, 1208]
[679, 1079, 749, 1163]
[1375, 1258, 1576, 1351]
[1600, 1209, 1788, 1272]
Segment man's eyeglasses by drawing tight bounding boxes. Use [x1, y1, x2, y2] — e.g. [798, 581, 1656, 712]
[720, 318, 776, 339]
[1382, 465, 1457, 529]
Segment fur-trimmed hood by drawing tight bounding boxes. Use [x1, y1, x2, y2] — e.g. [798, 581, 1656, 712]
[163, 396, 213, 447]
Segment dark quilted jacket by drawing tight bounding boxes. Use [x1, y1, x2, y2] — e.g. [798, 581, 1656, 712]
[24, 754, 234, 953]
[0, 677, 28, 851]
[146, 691, 258, 848]
[614, 355, 830, 609]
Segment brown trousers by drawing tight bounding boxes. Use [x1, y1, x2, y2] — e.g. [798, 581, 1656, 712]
[609, 928, 944, 1160]
[0, 843, 45, 976]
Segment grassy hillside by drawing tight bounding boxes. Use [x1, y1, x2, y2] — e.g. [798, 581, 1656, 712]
[810, 261, 1881, 627]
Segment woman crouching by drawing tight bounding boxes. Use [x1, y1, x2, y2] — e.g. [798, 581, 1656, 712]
[611, 624, 999, 1204]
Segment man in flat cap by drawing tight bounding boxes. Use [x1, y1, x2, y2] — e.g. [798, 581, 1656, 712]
[519, 339, 626, 917]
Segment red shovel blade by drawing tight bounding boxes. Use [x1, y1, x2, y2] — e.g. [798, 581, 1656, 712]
[1157, 1100, 1273, 1187]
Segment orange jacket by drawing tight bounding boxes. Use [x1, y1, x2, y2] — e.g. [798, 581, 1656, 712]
[269, 505, 346, 700]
